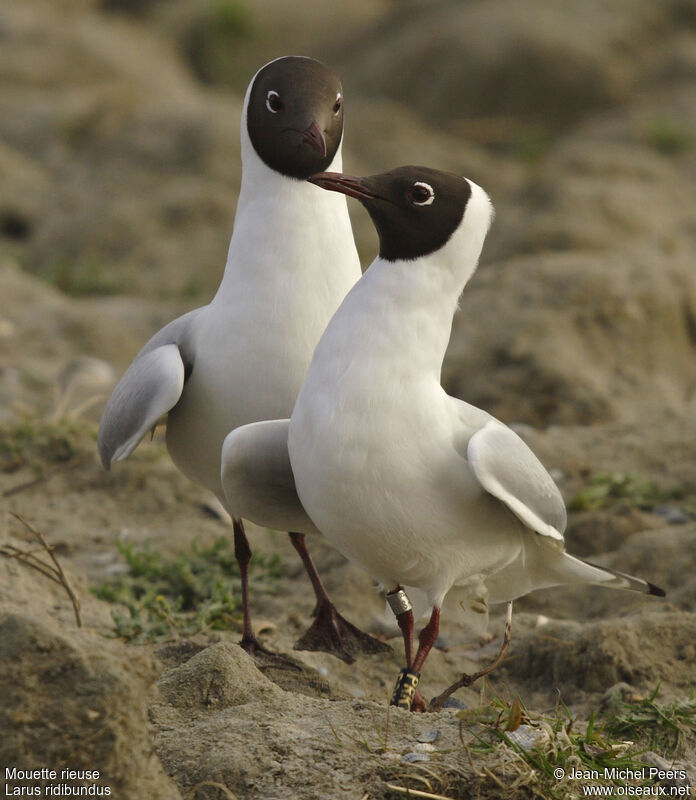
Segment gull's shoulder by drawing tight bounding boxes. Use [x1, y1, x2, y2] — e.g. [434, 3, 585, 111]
[136, 306, 204, 361]
[447, 396, 567, 542]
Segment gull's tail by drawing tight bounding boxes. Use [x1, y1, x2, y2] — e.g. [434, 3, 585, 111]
[486, 545, 666, 605]
[561, 553, 665, 596]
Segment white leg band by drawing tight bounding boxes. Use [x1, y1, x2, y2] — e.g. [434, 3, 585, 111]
[387, 588, 413, 617]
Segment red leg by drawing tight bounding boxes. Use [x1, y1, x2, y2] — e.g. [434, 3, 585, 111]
[289, 532, 391, 663]
[288, 531, 331, 610]
[403, 607, 440, 712]
[388, 588, 429, 712]
[412, 607, 440, 673]
[396, 607, 415, 667]
[233, 518, 257, 651]
[233, 520, 302, 670]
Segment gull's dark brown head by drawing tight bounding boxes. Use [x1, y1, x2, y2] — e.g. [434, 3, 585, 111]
[246, 56, 344, 180]
[309, 167, 475, 261]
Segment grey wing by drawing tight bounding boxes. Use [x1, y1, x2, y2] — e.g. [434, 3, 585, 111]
[466, 420, 567, 542]
[98, 344, 185, 469]
[221, 419, 321, 535]
[98, 309, 199, 469]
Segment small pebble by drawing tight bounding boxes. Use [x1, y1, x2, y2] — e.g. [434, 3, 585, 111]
[600, 682, 640, 710]
[416, 729, 440, 743]
[654, 505, 690, 525]
[92, 551, 119, 564]
[402, 752, 430, 764]
[412, 743, 436, 753]
[104, 563, 130, 576]
[506, 724, 543, 752]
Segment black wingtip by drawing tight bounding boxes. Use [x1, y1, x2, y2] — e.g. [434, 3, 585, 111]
[97, 442, 112, 471]
[648, 582, 666, 598]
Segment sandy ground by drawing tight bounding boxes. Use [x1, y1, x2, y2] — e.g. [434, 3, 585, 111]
[2, 267, 695, 799]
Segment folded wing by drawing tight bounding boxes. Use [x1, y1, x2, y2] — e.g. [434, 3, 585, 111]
[466, 420, 567, 542]
[98, 344, 186, 469]
[221, 419, 320, 535]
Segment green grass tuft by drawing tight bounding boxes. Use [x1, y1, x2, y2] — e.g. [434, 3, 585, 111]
[211, 0, 253, 36]
[0, 415, 96, 473]
[604, 685, 696, 758]
[643, 115, 694, 156]
[93, 537, 281, 642]
[455, 694, 691, 799]
[568, 472, 686, 513]
[42, 257, 127, 297]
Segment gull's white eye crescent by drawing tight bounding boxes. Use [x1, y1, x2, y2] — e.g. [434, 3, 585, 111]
[266, 90, 283, 113]
[333, 93, 343, 115]
[407, 181, 435, 206]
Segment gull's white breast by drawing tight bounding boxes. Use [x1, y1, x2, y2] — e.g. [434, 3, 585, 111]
[289, 264, 523, 603]
[167, 171, 359, 497]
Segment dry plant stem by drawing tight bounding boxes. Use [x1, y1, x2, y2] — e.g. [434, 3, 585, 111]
[428, 601, 512, 713]
[384, 784, 456, 800]
[384, 700, 391, 752]
[4, 512, 82, 627]
[0, 544, 59, 583]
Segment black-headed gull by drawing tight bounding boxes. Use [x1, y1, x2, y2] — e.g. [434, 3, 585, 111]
[98, 58, 388, 663]
[288, 166, 664, 706]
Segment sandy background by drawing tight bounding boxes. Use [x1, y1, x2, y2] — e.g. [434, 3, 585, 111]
[1, 0, 696, 798]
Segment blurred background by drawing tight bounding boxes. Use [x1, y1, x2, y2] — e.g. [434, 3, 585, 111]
[2, 0, 696, 429]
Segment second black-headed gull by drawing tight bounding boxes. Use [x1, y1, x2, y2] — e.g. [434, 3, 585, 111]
[288, 166, 664, 708]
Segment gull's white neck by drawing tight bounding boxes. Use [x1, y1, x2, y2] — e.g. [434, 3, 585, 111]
[307, 183, 492, 385]
[343, 258, 462, 381]
[214, 84, 357, 304]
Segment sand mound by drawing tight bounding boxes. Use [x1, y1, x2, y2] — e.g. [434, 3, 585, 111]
[0, 612, 181, 799]
[337, 0, 696, 130]
[498, 609, 696, 705]
[0, 0, 241, 296]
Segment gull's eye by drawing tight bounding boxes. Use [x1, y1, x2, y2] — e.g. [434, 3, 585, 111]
[266, 90, 283, 113]
[407, 181, 435, 206]
[333, 93, 342, 115]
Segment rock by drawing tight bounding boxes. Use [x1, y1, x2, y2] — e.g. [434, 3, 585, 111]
[653, 505, 691, 525]
[641, 752, 695, 790]
[599, 681, 641, 710]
